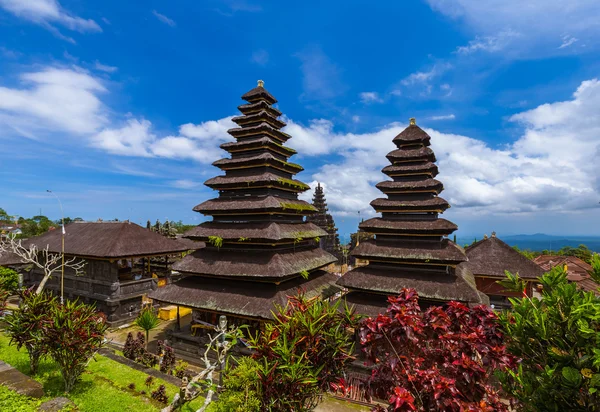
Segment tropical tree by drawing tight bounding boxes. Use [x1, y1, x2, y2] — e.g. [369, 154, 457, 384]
[41, 298, 107, 392]
[4, 289, 57, 374]
[135, 306, 160, 349]
[248, 293, 358, 411]
[360, 289, 514, 411]
[497, 266, 600, 411]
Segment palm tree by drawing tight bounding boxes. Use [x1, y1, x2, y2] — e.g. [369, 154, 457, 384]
[135, 307, 160, 349]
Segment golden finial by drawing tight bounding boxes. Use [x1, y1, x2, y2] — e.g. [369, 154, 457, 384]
[491, 231, 496, 238]
[409, 117, 416, 125]
[257, 79, 264, 87]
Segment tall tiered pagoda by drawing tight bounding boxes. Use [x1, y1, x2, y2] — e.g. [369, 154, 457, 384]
[337, 118, 486, 315]
[150, 81, 339, 331]
[306, 183, 341, 259]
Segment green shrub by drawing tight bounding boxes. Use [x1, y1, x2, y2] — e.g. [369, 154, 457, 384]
[0, 266, 19, 293]
[134, 307, 160, 349]
[209, 357, 262, 412]
[497, 266, 600, 411]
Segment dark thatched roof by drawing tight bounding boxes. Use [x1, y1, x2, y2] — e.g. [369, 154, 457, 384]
[392, 124, 432, 145]
[23, 222, 195, 259]
[212, 152, 303, 172]
[193, 196, 316, 215]
[0, 250, 26, 266]
[238, 100, 282, 117]
[359, 217, 457, 235]
[337, 264, 485, 306]
[386, 147, 435, 162]
[205, 172, 309, 192]
[220, 137, 297, 156]
[241, 85, 277, 105]
[351, 239, 467, 264]
[227, 123, 291, 142]
[382, 163, 438, 177]
[231, 111, 286, 129]
[370, 197, 450, 212]
[463, 236, 545, 279]
[149, 271, 340, 320]
[184, 221, 327, 241]
[172, 247, 337, 279]
[376, 179, 443, 193]
[340, 292, 390, 317]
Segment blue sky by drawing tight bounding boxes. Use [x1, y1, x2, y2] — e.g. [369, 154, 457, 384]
[1, 0, 599, 240]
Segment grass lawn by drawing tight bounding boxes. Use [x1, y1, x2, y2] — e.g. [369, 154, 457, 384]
[0, 333, 204, 412]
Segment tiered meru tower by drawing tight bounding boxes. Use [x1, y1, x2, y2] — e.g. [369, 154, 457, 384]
[150, 81, 338, 323]
[306, 183, 341, 259]
[337, 118, 486, 315]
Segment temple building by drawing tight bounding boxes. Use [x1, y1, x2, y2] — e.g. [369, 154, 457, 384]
[462, 233, 544, 308]
[534, 254, 598, 295]
[22, 221, 196, 326]
[337, 119, 486, 316]
[150, 81, 339, 347]
[306, 183, 341, 260]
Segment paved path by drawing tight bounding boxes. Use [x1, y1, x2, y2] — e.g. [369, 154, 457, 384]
[0, 360, 44, 398]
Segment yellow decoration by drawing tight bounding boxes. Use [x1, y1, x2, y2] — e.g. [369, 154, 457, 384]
[409, 117, 416, 125]
[258, 79, 264, 87]
[158, 305, 192, 321]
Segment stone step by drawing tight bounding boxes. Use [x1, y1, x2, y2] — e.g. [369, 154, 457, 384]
[0, 361, 44, 398]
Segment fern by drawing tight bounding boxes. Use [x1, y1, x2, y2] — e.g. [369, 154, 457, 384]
[238, 237, 249, 242]
[299, 270, 310, 279]
[208, 236, 223, 248]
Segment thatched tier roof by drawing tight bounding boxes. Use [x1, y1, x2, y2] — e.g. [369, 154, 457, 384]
[220, 137, 297, 156]
[359, 217, 457, 235]
[340, 292, 390, 317]
[212, 152, 303, 174]
[23, 222, 195, 259]
[172, 247, 336, 279]
[392, 124, 432, 146]
[232, 111, 286, 129]
[370, 197, 450, 213]
[149, 271, 340, 320]
[386, 147, 435, 163]
[0, 250, 26, 266]
[351, 239, 467, 265]
[382, 163, 438, 178]
[464, 236, 545, 279]
[337, 264, 485, 306]
[241, 84, 277, 104]
[376, 179, 443, 194]
[228, 123, 291, 143]
[205, 173, 309, 192]
[238, 100, 282, 117]
[193, 196, 316, 216]
[184, 221, 326, 242]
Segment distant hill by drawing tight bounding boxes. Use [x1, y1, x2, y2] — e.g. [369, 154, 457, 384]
[457, 234, 600, 253]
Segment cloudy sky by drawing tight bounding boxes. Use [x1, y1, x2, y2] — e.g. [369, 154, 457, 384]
[1, 0, 599, 239]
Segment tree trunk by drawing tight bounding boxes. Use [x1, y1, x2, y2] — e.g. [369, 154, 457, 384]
[35, 273, 51, 295]
[28, 350, 40, 375]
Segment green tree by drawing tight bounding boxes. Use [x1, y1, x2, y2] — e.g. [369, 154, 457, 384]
[209, 357, 262, 412]
[135, 307, 160, 349]
[497, 266, 600, 411]
[42, 299, 108, 392]
[512, 245, 537, 260]
[0, 266, 19, 293]
[0, 208, 11, 223]
[591, 253, 600, 281]
[4, 289, 56, 374]
[248, 293, 358, 411]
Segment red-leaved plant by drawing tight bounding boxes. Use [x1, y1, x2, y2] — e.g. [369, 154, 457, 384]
[359, 289, 515, 411]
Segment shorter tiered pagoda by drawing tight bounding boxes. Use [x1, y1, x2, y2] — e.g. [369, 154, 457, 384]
[337, 118, 486, 316]
[306, 183, 341, 260]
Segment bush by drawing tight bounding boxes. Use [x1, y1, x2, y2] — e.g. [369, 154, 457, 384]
[0, 266, 19, 293]
[174, 360, 189, 379]
[135, 307, 160, 349]
[4, 289, 56, 374]
[157, 340, 175, 374]
[151, 384, 168, 404]
[41, 299, 108, 392]
[497, 267, 600, 411]
[361, 289, 514, 411]
[249, 293, 358, 411]
[210, 357, 262, 412]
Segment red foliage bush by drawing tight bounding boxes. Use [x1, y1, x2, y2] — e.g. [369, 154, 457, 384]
[360, 289, 515, 411]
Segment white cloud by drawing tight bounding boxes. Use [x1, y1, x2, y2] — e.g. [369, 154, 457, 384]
[559, 35, 579, 49]
[359, 92, 383, 104]
[295, 46, 347, 100]
[427, 0, 600, 54]
[293, 79, 600, 217]
[0, 0, 101, 41]
[152, 10, 176, 27]
[352, 115, 360, 123]
[251, 49, 269, 66]
[0, 67, 107, 137]
[94, 61, 117, 73]
[171, 179, 201, 189]
[92, 118, 154, 157]
[429, 114, 456, 121]
[399, 63, 452, 98]
[456, 30, 520, 54]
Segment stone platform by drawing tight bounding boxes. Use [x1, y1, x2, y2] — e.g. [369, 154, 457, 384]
[0, 360, 44, 398]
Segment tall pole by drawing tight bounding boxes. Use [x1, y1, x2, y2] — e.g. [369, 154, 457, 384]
[47, 190, 65, 305]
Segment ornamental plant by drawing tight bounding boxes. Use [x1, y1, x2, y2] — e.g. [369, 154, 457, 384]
[360, 289, 515, 411]
[4, 289, 56, 374]
[41, 299, 108, 392]
[157, 340, 176, 374]
[0, 266, 20, 293]
[248, 293, 358, 411]
[497, 266, 600, 411]
[135, 306, 160, 349]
